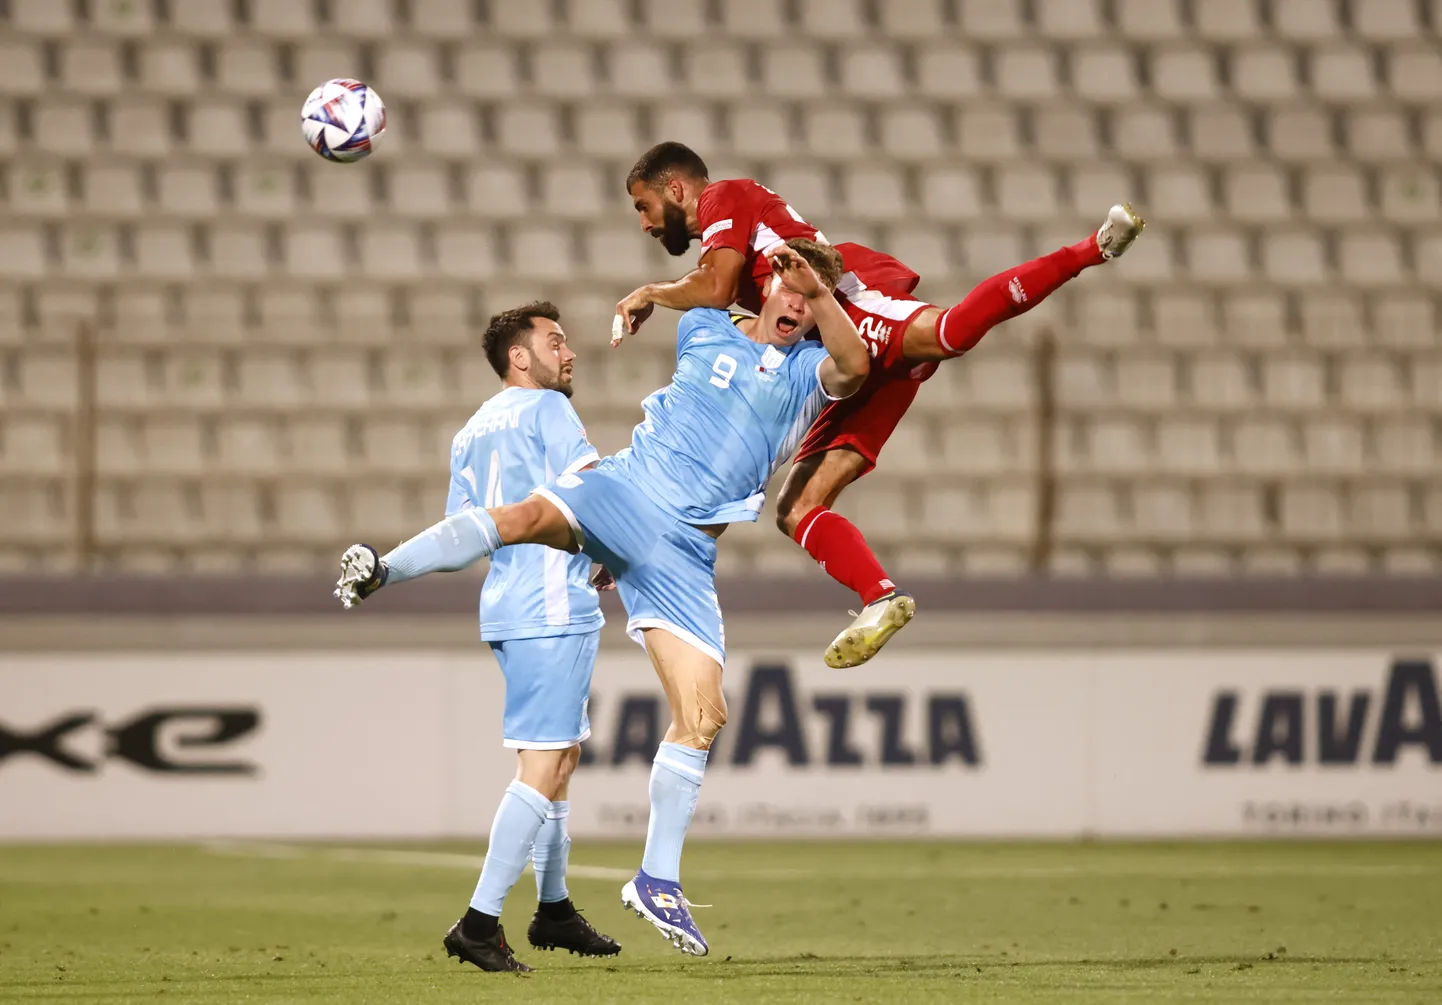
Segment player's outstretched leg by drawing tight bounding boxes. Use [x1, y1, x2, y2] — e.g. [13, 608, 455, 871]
[776, 450, 917, 670]
[902, 204, 1146, 363]
[528, 749, 622, 957]
[621, 628, 724, 957]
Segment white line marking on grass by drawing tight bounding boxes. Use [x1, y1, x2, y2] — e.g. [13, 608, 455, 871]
[201, 841, 634, 881]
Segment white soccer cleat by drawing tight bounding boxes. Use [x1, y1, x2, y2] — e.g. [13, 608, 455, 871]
[1096, 203, 1145, 261]
[824, 590, 916, 670]
[334, 543, 384, 609]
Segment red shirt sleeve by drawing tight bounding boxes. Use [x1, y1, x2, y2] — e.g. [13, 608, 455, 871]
[696, 180, 759, 258]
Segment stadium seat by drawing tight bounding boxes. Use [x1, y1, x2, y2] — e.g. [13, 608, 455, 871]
[1353, 0, 1423, 39]
[464, 163, 529, 219]
[1269, 104, 1339, 161]
[1373, 292, 1436, 347]
[67, 41, 133, 99]
[1197, 482, 1267, 541]
[1230, 46, 1300, 101]
[454, 44, 520, 99]
[1342, 105, 1414, 160]
[757, 44, 827, 99]
[1300, 165, 1369, 222]
[1193, 0, 1264, 39]
[185, 99, 249, 158]
[216, 417, 283, 475]
[915, 44, 983, 99]
[802, 107, 868, 161]
[330, 0, 396, 37]
[1280, 483, 1343, 540]
[1154, 415, 1222, 474]
[878, 0, 949, 38]
[1348, 482, 1412, 541]
[960, 225, 1028, 282]
[1150, 45, 1221, 103]
[1314, 45, 1381, 102]
[1337, 353, 1406, 411]
[1300, 292, 1363, 347]
[1261, 230, 1328, 284]
[433, 225, 498, 280]
[1182, 228, 1251, 284]
[409, 0, 470, 35]
[209, 223, 271, 279]
[1071, 45, 1141, 103]
[763, 162, 831, 219]
[884, 226, 954, 279]
[1303, 417, 1365, 473]
[607, 42, 672, 98]
[1116, 0, 1184, 38]
[359, 225, 422, 279]
[574, 104, 643, 158]
[680, 44, 750, 98]
[797, 0, 865, 37]
[0, 40, 42, 96]
[508, 225, 575, 281]
[2, 415, 67, 476]
[1379, 164, 1440, 221]
[839, 45, 906, 98]
[567, 0, 631, 37]
[1055, 482, 1126, 541]
[1223, 290, 1289, 346]
[1146, 164, 1212, 223]
[496, 103, 562, 156]
[385, 164, 450, 219]
[995, 164, 1060, 221]
[376, 43, 442, 99]
[236, 352, 306, 409]
[1338, 230, 1406, 286]
[730, 107, 793, 159]
[274, 483, 344, 540]
[58, 224, 121, 278]
[957, 0, 1025, 39]
[283, 225, 347, 279]
[1111, 103, 1181, 161]
[841, 165, 908, 221]
[919, 166, 983, 222]
[1222, 163, 1292, 221]
[1388, 44, 1442, 102]
[653, 103, 721, 156]
[1186, 105, 1257, 161]
[1132, 482, 1194, 540]
[134, 224, 197, 279]
[718, 0, 789, 38]
[156, 165, 220, 217]
[996, 46, 1060, 100]
[582, 224, 654, 283]
[1374, 416, 1435, 472]
[639, 0, 707, 38]
[956, 106, 1021, 162]
[1272, 0, 1343, 40]
[1261, 352, 1325, 409]
[215, 41, 279, 98]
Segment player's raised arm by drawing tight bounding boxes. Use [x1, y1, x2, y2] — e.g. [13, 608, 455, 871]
[771, 246, 870, 400]
[613, 247, 746, 346]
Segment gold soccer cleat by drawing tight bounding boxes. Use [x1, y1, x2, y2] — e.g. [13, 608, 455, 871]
[1096, 203, 1146, 260]
[823, 590, 916, 670]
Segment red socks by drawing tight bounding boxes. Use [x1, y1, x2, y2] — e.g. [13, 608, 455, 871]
[935, 234, 1105, 356]
[794, 506, 894, 606]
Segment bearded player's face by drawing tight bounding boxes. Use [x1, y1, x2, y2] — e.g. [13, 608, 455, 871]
[630, 181, 693, 257]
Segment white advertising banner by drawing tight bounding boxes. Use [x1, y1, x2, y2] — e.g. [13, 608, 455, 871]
[1, 649, 1438, 839]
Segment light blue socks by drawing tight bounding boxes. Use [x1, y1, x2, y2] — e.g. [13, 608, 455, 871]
[640, 742, 709, 883]
[470, 780, 551, 916]
[383, 506, 502, 584]
[532, 800, 572, 904]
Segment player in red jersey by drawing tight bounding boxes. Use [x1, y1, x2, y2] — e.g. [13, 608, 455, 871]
[614, 143, 1144, 669]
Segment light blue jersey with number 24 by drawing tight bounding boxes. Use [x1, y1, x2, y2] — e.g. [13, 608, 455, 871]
[446, 386, 603, 641]
[605, 307, 836, 525]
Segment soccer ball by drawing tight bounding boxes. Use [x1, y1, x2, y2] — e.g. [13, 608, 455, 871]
[301, 79, 386, 163]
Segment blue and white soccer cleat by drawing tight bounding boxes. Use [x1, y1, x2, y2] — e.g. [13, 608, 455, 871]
[620, 870, 708, 957]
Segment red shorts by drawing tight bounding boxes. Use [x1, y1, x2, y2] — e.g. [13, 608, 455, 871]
[793, 288, 937, 476]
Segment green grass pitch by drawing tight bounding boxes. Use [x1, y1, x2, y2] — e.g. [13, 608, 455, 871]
[1, 840, 1439, 1003]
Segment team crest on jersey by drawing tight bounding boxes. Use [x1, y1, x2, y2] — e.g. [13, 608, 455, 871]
[759, 346, 786, 371]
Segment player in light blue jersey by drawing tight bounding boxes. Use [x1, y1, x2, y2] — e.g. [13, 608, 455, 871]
[334, 241, 870, 958]
[339, 302, 619, 973]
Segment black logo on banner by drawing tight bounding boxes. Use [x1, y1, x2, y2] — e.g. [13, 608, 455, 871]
[0, 707, 261, 775]
[1202, 658, 1442, 767]
[579, 663, 980, 769]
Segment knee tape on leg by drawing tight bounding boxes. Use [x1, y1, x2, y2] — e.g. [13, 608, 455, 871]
[673, 683, 728, 750]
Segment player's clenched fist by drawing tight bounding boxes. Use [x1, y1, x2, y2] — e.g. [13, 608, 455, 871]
[768, 247, 825, 300]
[612, 287, 656, 346]
[334, 543, 388, 609]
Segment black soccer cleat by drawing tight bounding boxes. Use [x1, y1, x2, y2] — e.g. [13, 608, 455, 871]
[442, 919, 533, 973]
[528, 907, 622, 957]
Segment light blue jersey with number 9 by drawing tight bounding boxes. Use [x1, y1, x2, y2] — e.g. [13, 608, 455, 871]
[446, 386, 603, 640]
[605, 307, 836, 525]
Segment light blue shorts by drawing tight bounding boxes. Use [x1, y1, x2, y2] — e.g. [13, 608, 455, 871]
[535, 466, 725, 666]
[489, 630, 598, 749]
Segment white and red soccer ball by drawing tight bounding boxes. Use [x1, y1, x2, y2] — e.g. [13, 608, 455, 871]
[301, 79, 386, 163]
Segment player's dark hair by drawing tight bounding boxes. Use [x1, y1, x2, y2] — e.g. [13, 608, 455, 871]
[625, 142, 710, 192]
[482, 301, 561, 378]
[785, 238, 845, 290]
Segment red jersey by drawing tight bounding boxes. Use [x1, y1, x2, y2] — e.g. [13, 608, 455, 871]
[695, 178, 921, 313]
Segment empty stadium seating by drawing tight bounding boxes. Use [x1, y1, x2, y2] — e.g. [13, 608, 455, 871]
[0, 0, 1438, 576]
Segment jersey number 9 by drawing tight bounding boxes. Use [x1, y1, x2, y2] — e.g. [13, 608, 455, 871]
[710, 353, 738, 390]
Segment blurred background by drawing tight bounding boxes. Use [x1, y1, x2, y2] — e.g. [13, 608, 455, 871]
[1, 0, 1439, 843]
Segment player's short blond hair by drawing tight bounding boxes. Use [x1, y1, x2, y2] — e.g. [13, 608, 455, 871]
[784, 238, 844, 290]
